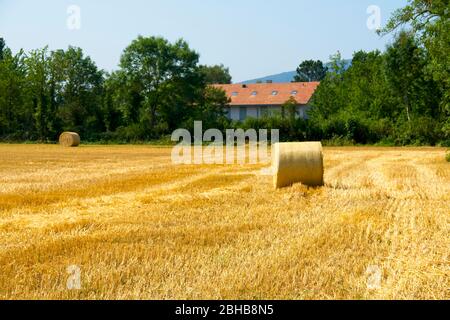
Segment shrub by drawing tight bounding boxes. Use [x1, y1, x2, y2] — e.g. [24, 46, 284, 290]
[322, 135, 355, 146]
[394, 117, 442, 146]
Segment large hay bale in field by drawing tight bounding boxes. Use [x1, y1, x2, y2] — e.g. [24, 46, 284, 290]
[59, 132, 80, 147]
[272, 142, 324, 189]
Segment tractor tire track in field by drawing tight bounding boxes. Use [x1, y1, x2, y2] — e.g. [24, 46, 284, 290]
[0, 145, 448, 299]
[362, 150, 449, 299]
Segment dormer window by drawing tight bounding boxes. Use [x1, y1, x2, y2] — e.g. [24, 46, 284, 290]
[232, 92, 238, 96]
[251, 91, 257, 96]
[291, 90, 298, 95]
[272, 91, 278, 96]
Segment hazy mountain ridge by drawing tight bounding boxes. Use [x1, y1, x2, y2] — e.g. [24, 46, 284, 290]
[240, 59, 352, 84]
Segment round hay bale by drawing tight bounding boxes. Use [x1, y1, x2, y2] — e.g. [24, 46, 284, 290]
[272, 142, 324, 189]
[59, 132, 80, 147]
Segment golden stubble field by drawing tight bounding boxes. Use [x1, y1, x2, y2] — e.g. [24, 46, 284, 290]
[0, 144, 448, 300]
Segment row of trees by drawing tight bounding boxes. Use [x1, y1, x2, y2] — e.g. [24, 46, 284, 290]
[0, 36, 232, 142]
[0, 0, 448, 145]
[301, 0, 449, 145]
[238, 27, 448, 145]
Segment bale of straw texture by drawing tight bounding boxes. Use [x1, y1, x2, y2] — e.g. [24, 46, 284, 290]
[272, 142, 324, 188]
[59, 132, 80, 147]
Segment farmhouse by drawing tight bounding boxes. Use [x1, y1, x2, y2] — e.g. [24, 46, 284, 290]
[214, 82, 320, 121]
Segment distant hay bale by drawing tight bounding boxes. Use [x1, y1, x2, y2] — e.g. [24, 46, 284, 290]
[272, 142, 324, 189]
[59, 132, 80, 147]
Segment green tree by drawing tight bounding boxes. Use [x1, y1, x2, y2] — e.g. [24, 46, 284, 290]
[102, 71, 126, 132]
[385, 31, 440, 123]
[293, 60, 327, 82]
[345, 50, 395, 119]
[119, 36, 203, 137]
[310, 50, 397, 144]
[381, 0, 449, 140]
[1, 36, 235, 143]
[107, 70, 143, 127]
[0, 38, 6, 61]
[188, 86, 230, 130]
[281, 97, 298, 122]
[25, 47, 53, 140]
[50, 46, 104, 137]
[0, 44, 29, 139]
[199, 64, 232, 84]
[309, 39, 445, 145]
[309, 52, 348, 120]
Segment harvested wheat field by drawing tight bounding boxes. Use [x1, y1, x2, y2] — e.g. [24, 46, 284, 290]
[0, 144, 448, 300]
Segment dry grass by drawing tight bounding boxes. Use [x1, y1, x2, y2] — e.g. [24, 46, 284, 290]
[0, 144, 448, 300]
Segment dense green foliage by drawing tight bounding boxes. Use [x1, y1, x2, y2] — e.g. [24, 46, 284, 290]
[0, 36, 230, 142]
[0, 45, 108, 141]
[293, 60, 328, 82]
[199, 64, 232, 85]
[378, 0, 449, 144]
[0, 1, 448, 145]
[307, 0, 449, 146]
[309, 33, 447, 146]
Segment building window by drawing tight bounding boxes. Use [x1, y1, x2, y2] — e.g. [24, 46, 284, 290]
[272, 91, 278, 96]
[251, 91, 257, 96]
[291, 90, 298, 95]
[232, 92, 238, 96]
[239, 107, 247, 121]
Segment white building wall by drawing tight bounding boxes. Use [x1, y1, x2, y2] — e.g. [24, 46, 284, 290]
[247, 107, 258, 119]
[226, 105, 311, 120]
[229, 107, 240, 121]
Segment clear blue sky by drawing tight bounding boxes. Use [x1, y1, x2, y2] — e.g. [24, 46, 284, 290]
[0, 0, 407, 82]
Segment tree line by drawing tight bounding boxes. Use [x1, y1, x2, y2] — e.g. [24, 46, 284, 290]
[242, 0, 449, 146]
[308, 0, 449, 146]
[0, 0, 448, 145]
[0, 36, 232, 142]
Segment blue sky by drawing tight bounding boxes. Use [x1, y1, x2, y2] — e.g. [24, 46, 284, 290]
[0, 0, 407, 82]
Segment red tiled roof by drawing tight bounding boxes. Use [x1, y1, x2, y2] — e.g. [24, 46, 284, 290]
[213, 82, 320, 106]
